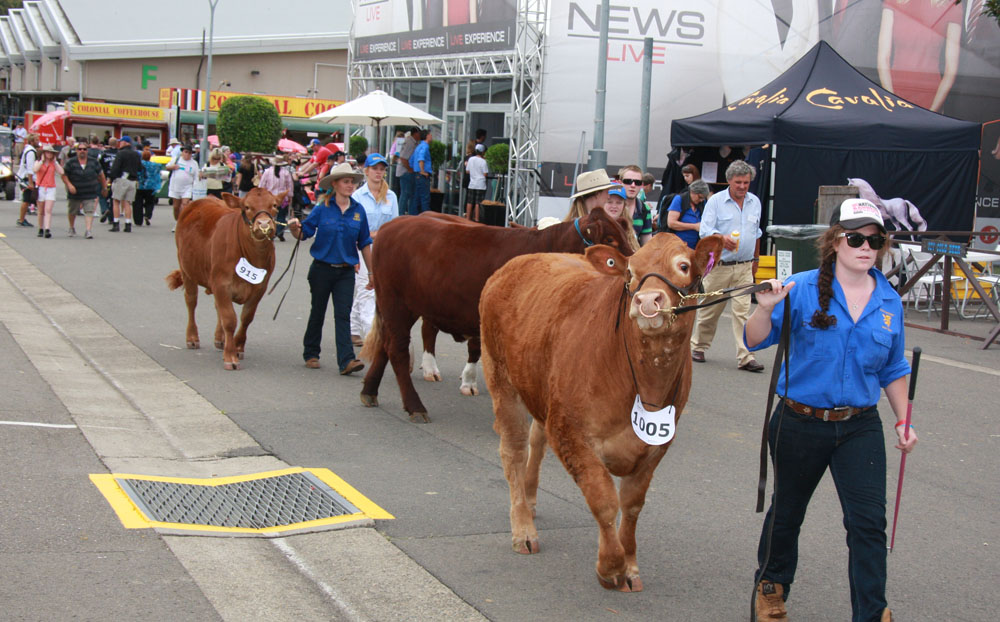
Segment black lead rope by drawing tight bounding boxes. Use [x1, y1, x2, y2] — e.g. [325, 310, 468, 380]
[268, 234, 302, 321]
[750, 296, 791, 621]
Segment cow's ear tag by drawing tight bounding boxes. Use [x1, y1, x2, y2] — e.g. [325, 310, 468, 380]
[585, 245, 628, 277]
[631, 395, 676, 445]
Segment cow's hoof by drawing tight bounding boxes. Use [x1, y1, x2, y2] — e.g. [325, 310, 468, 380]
[223, 361, 241, 371]
[623, 576, 643, 593]
[214, 340, 224, 350]
[186, 341, 200, 349]
[460, 385, 479, 396]
[596, 572, 625, 591]
[512, 537, 540, 555]
[237, 351, 244, 360]
[360, 393, 379, 408]
[423, 372, 442, 382]
[408, 411, 430, 424]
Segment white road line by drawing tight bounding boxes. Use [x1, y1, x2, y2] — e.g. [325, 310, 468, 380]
[915, 353, 1000, 377]
[272, 539, 364, 622]
[0, 420, 77, 429]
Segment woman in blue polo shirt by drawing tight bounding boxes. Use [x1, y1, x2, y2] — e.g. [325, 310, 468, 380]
[287, 162, 374, 376]
[744, 199, 918, 622]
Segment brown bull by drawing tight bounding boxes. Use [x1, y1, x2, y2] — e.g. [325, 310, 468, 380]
[360, 208, 633, 423]
[165, 189, 286, 369]
[479, 234, 723, 591]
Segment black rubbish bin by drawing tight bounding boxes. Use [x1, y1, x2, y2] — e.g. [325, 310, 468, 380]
[767, 224, 829, 278]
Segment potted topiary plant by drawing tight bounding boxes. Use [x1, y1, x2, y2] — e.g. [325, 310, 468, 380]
[349, 135, 369, 164]
[481, 143, 510, 226]
[428, 139, 448, 212]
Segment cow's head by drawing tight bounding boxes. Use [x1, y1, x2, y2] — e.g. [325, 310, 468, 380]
[579, 207, 635, 256]
[587, 234, 724, 335]
[223, 189, 287, 241]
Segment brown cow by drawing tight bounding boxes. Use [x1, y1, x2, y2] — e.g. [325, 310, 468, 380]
[165, 189, 286, 370]
[479, 233, 723, 591]
[360, 208, 633, 423]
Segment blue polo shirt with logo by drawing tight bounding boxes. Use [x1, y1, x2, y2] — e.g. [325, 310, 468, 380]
[300, 198, 372, 266]
[745, 267, 910, 409]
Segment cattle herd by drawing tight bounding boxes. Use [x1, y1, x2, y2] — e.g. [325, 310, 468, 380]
[165, 197, 725, 590]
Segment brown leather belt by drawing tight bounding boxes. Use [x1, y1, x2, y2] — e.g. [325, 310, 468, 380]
[720, 259, 753, 266]
[326, 263, 352, 268]
[782, 397, 867, 422]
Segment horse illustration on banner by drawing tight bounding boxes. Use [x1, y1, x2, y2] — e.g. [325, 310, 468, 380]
[847, 178, 928, 232]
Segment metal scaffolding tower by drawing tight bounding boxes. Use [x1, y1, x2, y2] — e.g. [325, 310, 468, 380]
[347, 1, 547, 225]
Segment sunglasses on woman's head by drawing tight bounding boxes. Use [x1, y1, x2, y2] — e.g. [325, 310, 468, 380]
[840, 232, 886, 249]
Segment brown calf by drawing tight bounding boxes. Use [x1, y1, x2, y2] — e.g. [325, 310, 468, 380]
[165, 189, 286, 369]
[360, 208, 633, 422]
[480, 234, 723, 591]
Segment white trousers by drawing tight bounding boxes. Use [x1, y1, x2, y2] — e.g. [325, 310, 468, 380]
[350, 258, 375, 337]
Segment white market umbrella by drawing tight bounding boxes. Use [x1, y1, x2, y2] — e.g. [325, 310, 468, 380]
[310, 89, 443, 151]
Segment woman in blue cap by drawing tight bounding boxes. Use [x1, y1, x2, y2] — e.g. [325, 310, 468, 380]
[602, 184, 639, 251]
[349, 153, 398, 345]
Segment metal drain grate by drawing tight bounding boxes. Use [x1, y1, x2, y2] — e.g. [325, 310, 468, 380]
[115, 471, 361, 529]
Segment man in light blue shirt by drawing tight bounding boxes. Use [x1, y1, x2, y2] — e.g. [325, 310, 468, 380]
[691, 160, 764, 372]
[408, 130, 433, 215]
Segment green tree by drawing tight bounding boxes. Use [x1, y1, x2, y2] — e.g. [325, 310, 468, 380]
[0, 2, 25, 13]
[216, 96, 282, 154]
[429, 140, 447, 172]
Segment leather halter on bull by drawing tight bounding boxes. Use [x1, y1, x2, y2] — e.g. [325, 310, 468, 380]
[242, 208, 276, 241]
[612, 251, 774, 410]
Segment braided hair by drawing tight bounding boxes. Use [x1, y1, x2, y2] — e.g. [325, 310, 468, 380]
[810, 226, 840, 329]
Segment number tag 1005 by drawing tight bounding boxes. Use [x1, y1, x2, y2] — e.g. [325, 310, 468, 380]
[235, 257, 267, 284]
[630, 395, 676, 446]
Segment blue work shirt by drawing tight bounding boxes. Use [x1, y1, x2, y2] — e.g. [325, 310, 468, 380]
[745, 267, 910, 409]
[352, 183, 398, 232]
[667, 193, 702, 249]
[300, 198, 372, 266]
[409, 141, 432, 175]
[699, 187, 762, 262]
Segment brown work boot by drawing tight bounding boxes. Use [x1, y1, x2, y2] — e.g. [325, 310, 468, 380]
[340, 359, 364, 375]
[754, 581, 788, 621]
[304, 358, 320, 369]
[881, 609, 893, 622]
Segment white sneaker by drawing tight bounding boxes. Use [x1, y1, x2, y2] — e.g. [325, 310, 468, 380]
[68, 227, 76, 237]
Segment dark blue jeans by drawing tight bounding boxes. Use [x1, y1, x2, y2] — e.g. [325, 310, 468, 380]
[756, 402, 888, 622]
[410, 173, 430, 215]
[398, 172, 415, 216]
[303, 261, 356, 371]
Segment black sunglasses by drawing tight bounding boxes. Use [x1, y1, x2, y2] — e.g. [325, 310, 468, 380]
[840, 232, 886, 249]
[620, 179, 643, 186]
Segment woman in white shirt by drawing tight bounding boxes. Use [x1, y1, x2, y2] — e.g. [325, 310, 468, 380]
[166, 146, 199, 228]
[349, 153, 398, 343]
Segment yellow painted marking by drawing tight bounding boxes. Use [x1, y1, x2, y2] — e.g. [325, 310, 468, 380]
[90, 467, 393, 532]
[0, 232, 6, 238]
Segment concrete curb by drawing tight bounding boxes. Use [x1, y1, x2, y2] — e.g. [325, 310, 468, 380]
[0, 240, 487, 622]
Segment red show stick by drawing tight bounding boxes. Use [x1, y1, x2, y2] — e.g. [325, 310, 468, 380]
[889, 346, 921, 553]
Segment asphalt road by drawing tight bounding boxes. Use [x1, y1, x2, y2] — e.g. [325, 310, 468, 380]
[1, 199, 998, 621]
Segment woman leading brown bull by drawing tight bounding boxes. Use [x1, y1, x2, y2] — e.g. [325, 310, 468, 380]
[745, 199, 918, 622]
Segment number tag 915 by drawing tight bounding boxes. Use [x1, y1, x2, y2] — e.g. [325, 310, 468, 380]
[235, 257, 267, 284]
[630, 395, 676, 446]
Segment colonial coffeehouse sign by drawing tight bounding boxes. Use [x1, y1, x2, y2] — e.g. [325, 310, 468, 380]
[69, 101, 167, 122]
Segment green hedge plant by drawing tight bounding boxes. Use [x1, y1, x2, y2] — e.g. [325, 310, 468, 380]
[485, 143, 509, 173]
[216, 96, 282, 153]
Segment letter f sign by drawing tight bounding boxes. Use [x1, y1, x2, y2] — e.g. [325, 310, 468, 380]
[141, 65, 158, 90]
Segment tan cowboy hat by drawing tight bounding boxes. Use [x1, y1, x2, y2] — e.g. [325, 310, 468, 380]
[318, 162, 364, 191]
[569, 169, 618, 200]
[168, 137, 181, 146]
[271, 155, 287, 166]
[41, 144, 60, 154]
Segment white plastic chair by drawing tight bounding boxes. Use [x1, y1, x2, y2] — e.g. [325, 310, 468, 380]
[902, 246, 963, 318]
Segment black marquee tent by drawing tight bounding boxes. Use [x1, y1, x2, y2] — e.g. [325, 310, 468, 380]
[670, 41, 982, 233]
